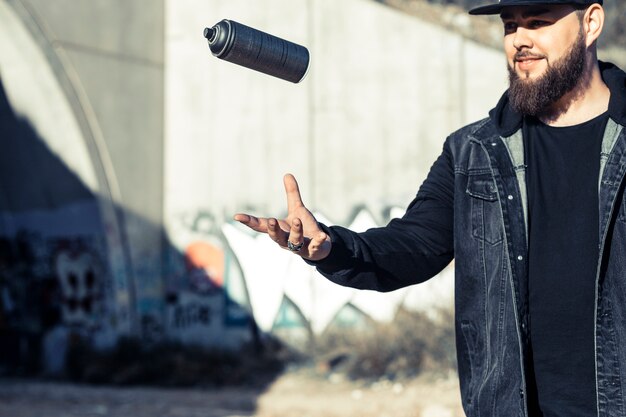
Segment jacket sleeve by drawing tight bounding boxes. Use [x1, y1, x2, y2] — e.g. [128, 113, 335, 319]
[310, 138, 455, 292]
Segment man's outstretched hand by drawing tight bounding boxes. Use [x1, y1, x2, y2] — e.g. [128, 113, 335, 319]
[233, 174, 332, 261]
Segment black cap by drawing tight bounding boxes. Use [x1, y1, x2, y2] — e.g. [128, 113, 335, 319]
[469, 0, 602, 15]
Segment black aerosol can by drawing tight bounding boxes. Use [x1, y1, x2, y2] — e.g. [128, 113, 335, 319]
[203, 19, 310, 83]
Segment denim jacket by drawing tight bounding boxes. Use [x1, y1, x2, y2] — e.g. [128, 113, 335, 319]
[313, 62, 626, 416]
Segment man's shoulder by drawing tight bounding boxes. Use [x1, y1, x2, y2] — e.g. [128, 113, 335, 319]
[601, 61, 626, 126]
[446, 117, 500, 148]
[440, 117, 505, 170]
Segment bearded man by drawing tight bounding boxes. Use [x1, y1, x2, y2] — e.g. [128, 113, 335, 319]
[234, 1, 626, 415]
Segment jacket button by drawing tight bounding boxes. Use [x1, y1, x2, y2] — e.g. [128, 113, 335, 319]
[517, 255, 523, 261]
[508, 195, 514, 200]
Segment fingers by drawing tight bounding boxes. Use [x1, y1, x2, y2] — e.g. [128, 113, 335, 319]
[287, 218, 304, 251]
[303, 231, 330, 260]
[233, 213, 253, 224]
[284, 173, 304, 213]
[267, 218, 289, 247]
[233, 213, 269, 233]
[234, 213, 292, 248]
[307, 231, 328, 252]
[235, 212, 331, 260]
[236, 173, 319, 257]
[287, 220, 331, 260]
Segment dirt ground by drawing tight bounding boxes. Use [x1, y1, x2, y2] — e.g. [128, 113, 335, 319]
[0, 370, 464, 417]
[255, 370, 465, 417]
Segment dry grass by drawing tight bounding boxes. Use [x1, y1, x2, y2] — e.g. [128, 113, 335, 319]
[311, 307, 457, 382]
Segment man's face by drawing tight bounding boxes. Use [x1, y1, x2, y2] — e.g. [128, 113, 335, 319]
[501, 5, 588, 115]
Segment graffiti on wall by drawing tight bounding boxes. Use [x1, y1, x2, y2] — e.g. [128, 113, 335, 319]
[0, 225, 116, 375]
[220, 206, 455, 348]
[164, 211, 253, 349]
[54, 246, 103, 329]
[185, 241, 224, 294]
[0, 232, 111, 329]
[1, 202, 455, 361]
[168, 206, 455, 350]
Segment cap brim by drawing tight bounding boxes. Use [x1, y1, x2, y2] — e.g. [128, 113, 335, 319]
[468, 4, 506, 15]
[468, 1, 560, 15]
[469, 1, 600, 15]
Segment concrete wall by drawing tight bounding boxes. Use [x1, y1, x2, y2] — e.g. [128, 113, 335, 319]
[164, 0, 508, 346]
[0, 0, 509, 370]
[0, 0, 166, 373]
[165, 0, 507, 224]
[13, 0, 167, 329]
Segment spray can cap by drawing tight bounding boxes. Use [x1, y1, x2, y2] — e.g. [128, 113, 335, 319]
[203, 20, 233, 57]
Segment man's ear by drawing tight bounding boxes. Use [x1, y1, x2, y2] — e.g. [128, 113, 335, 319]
[583, 4, 604, 47]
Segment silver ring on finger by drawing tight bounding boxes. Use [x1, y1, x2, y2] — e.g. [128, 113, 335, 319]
[287, 240, 304, 252]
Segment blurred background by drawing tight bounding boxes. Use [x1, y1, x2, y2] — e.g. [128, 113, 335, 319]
[0, 0, 623, 416]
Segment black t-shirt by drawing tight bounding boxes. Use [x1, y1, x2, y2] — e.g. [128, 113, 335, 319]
[523, 113, 608, 417]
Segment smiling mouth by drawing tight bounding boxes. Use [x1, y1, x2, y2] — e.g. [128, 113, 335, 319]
[515, 56, 544, 72]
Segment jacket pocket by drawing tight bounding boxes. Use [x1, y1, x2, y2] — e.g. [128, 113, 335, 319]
[459, 320, 481, 415]
[617, 192, 626, 224]
[467, 174, 504, 245]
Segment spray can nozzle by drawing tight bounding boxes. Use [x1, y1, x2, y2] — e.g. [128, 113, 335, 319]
[203, 27, 215, 42]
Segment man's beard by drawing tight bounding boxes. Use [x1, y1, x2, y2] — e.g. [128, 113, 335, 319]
[507, 27, 586, 117]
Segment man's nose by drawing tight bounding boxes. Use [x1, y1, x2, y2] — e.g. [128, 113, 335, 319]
[513, 27, 534, 50]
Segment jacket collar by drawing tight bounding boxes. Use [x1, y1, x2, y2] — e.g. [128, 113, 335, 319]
[488, 61, 626, 138]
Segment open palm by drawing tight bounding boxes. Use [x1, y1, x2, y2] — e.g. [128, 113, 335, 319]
[233, 174, 331, 261]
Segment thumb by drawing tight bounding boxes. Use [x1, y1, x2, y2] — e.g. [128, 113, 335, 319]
[284, 173, 305, 213]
